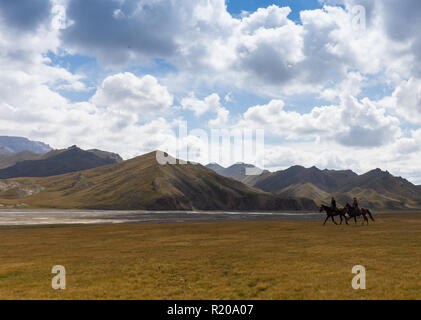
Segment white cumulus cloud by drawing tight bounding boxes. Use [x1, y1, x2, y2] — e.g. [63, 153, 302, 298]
[92, 73, 173, 117]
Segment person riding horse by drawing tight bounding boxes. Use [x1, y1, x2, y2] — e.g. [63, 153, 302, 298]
[320, 197, 348, 225]
[344, 200, 375, 225]
[353, 197, 359, 218]
[331, 197, 337, 212]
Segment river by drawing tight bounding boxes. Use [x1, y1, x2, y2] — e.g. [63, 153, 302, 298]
[0, 210, 323, 226]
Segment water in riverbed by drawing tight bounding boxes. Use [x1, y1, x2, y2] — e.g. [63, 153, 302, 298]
[0, 210, 323, 226]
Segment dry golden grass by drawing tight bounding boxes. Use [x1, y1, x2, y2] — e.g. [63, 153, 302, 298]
[0, 213, 420, 300]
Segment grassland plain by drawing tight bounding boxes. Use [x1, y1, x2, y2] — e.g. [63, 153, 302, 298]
[0, 213, 420, 300]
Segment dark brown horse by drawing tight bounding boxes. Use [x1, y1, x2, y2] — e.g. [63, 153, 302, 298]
[344, 203, 375, 225]
[319, 205, 349, 225]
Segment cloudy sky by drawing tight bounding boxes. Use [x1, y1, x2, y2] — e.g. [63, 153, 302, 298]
[1, 0, 421, 182]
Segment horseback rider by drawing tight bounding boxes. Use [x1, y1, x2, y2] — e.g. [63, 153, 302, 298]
[331, 197, 337, 212]
[352, 197, 359, 217]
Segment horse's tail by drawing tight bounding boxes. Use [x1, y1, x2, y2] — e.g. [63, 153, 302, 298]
[367, 209, 375, 221]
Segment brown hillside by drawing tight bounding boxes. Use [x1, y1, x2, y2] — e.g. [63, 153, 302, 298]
[0, 152, 317, 211]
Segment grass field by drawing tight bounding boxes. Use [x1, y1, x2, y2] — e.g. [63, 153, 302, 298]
[0, 213, 420, 300]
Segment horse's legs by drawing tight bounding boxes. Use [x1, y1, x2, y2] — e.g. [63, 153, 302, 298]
[331, 216, 338, 225]
[362, 214, 368, 225]
[368, 210, 375, 222]
[345, 215, 349, 225]
[354, 215, 357, 224]
[323, 216, 329, 225]
[339, 215, 343, 225]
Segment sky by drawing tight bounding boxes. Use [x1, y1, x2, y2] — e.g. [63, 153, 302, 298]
[1, 0, 421, 183]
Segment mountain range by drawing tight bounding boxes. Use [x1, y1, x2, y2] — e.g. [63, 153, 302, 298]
[0, 146, 122, 179]
[0, 151, 316, 211]
[0, 135, 420, 211]
[207, 163, 421, 210]
[207, 162, 271, 182]
[0, 136, 52, 154]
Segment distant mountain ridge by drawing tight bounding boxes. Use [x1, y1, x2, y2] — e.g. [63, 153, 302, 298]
[252, 165, 358, 194]
[205, 163, 269, 183]
[0, 146, 12, 157]
[206, 163, 225, 174]
[0, 136, 52, 154]
[0, 146, 122, 179]
[207, 163, 421, 210]
[0, 152, 317, 211]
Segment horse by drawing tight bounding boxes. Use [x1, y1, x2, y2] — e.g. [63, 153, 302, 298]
[319, 204, 349, 225]
[344, 203, 375, 225]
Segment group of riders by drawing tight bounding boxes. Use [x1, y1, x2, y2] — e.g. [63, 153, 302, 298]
[320, 197, 375, 225]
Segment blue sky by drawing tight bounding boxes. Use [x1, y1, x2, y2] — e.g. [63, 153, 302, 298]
[227, 0, 322, 20]
[55, 0, 327, 107]
[1, 0, 421, 182]
[52, 0, 334, 125]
